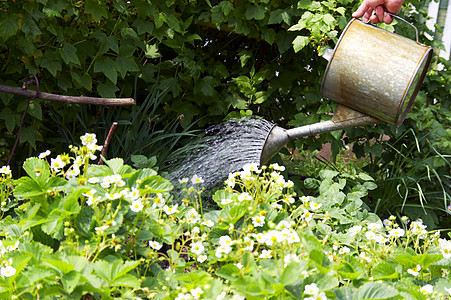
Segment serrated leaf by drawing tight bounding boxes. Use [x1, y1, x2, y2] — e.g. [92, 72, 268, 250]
[41, 52, 62, 77]
[85, 0, 108, 21]
[371, 262, 399, 280]
[292, 35, 310, 53]
[140, 175, 173, 193]
[145, 43, 161, 58]
[94, 57, 118, 84]
[75, 206, 94, 237]
[216, 264, 241, 281]
[22, 157, 50, 181]
[245, 6, 266, 20]
[133, 18, 154, 35]
[13, 177, 45, 198]
[59, 43, 80, 66]
[97, 80, 119, 98]
[62, 270, 81, 294]
[116, 56, 139, 78]
[0, 14, 20, 40]
[354, 282, 399, 299]
[19, 127, 43, 150]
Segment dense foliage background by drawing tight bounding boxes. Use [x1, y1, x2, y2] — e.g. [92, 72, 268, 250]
[0, 0, 449, 224]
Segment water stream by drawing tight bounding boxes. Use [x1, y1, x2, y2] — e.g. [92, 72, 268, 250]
[168, 117, 275, 190]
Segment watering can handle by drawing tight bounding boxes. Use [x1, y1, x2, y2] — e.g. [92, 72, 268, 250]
[386, 12, 419, 43]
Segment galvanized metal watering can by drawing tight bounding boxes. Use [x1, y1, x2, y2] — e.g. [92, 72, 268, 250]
[260, 16, 433, 165]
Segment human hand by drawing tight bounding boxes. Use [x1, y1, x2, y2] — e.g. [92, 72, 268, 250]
[352, 0, 405, 24]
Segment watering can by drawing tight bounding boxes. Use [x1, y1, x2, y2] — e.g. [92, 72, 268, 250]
[260, 16, 433, 165]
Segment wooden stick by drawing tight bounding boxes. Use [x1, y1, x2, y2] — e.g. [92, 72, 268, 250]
[98, 122, 118, 165]
[0, 84, 135, 106]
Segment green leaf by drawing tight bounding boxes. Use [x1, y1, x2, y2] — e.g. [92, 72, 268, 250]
[281, 262, 307, 285]
[13, 177, 46, 199]
[19, 127, 43, 150]
[371, 262, 399, 280]
[75, 206, 94, 237]
[140, 175, 173, 193]
[116, 56, 139, 78]
[353, 282, 399, 299]
[194, 76, 217, 96]
[245, 6, 266, 20]
[97, 80, 119, 98]
[112, 274, 141, 288]
[292, 36, 310, 53]
[133, 18, 154, 35]
[41, 51, 63, 77]
[59, 44, 81, 66]
[94, 57, 118, 84]
[216, 264, 241, 281]
[22, 157, 50, 182]
[0, 14, 20, 40]
[85, 0, 108, 21]
[62, 270, 81, 294]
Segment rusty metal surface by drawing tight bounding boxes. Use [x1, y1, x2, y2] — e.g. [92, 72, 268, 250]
[321, 19, 432, 126]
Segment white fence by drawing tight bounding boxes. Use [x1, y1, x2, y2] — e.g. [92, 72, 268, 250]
[427, 0, 451, 60]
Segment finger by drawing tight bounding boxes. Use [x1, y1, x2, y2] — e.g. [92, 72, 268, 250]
[375, 6, 385, 23]
[383, 12, 394, 24]
[369, 13, 380, 24]
[362, 8, 373, 22]
[352, 2, 371, 18]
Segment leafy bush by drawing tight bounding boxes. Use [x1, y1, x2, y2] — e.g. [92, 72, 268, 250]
[1, 136, 450, 299]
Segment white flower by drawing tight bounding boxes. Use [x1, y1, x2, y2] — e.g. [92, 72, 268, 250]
[239, 170, 254, 181]
[367, 222, 382, 230]
[191, 174, 204, 185]
[86, 196, 99, 206]
[407, 265, 421, 276]
[447, 204, 451, 213]
[365, 231, 377, 240]
[438, 238, 451, 258]
[38, 150, 51, 159]
[338, 246, 350, 255]
[259, 249, 272, 259]
[305, 292, 327, 300]
[419, 284, 433, 294]
[81, 133, 97, 147]
[50, 156, 66, 171]
[191, 241, 205, 255]
[192, 227, 200, 235]
[238, 192, 252, 202]
[359, 251, 372, 262]
[231, 294, 245, 300]
[281, 196, 295, 205]
[382, 219, 391, 227]
[0, 265, 16, 278]
[202, 220, 214, 227]
[284, 180, 294, 188]
[243, 163, 260, 173]
[186, 208, 200, 224]
[276, 220, 291, 230]
[197, 255, 207, 263]
[130, 199, 144, 212]
[163, 204, 178, 215]
[309, 202, 322, 210]
[288, 230, 300, 244]
[226, 173, 236, 188]
[271, 202, 283, 210]
[265, 230, 283, 246]
[284, 253, 300, 266]
[88, 177, 100, 184]
[221, 198, 233, 205]
[178, 177, 189, 184]
[216, 291, 227, 300]
[444, 287, 451, 295]
[375, 235, 387, 244]
[175, 293, 191, 300]
[234, 263, 243, 269]
[243, 236, 254, 251]
[270, 163, 285, 171]
[253, 232, 267, 244]
[149, 240, 162, 250]
[388, 228, 405, 237]
[349, 225, 362, 236]
[152, 193, 166, 208]
[190, 287, 204, 299]
[215, 245, 232, 258]
[127, 188, 140, 200]
[66, 165, 80, 179]
[105, 192, 121, 200]
[219, 235, 234, 246]
[252, 215, 265, 227]
[304, 283, 319, 295]
[300, 196, 310, 202]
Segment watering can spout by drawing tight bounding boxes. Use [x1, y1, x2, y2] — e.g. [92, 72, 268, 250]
[259, 105, 381, 166]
